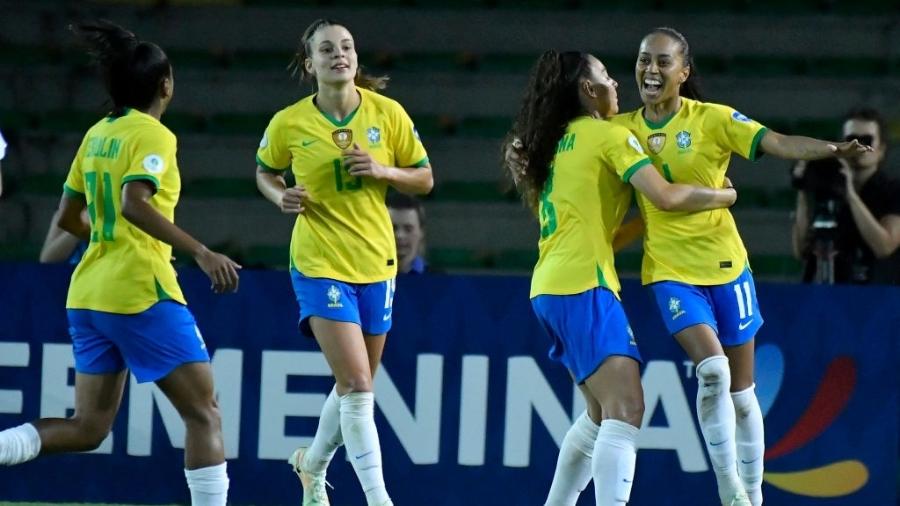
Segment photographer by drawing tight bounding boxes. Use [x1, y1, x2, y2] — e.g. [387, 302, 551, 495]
[792, 108, 900, 284]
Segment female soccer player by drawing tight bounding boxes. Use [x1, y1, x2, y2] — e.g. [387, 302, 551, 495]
[608, 27, 872, 506]
[506, 50, 738, 506]
[255, 19, 432, 506]
[0, 20, 239, 506]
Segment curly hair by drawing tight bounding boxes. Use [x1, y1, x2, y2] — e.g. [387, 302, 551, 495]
[503, 50, 590, 212]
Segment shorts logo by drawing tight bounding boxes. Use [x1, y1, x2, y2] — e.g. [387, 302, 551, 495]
[627, 325, 637, 346]
[669, 296, 686, 320]
[327, 285, 343, 308]
[675, 130, 692, 150]
[332, 128, 353, 149]
[647, 133, 667, 154]
[738, 319, 754, 331]
[259, 132, 268, 148]
[366, 127, 381, 146]
[193, 325, 207, 350]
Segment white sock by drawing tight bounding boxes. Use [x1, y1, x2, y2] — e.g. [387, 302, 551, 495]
[0, 423, 41, 465]
[341, 392, 390, 506]
[545, 411, 598, 506]
[184, 462, 229, 506]
[591, 419, 638, 506]
[303, 386, 343, 474]
[695, 356, 743, 503]
[732, 385, 764, 506]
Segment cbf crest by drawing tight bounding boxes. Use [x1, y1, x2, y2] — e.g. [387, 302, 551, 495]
[332, 128, 353, 149]
[648, 133, 667, 154]
[327, 285, 343, 308]
[676, 130, 692, 150]
[366, 126, 381, 146]
[669, 296, 685, 320]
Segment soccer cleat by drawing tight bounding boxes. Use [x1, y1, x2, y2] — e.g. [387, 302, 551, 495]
[288, 447, 332, 506]
[723, 491, 752, 506]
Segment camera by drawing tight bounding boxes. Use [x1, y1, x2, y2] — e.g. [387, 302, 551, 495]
[793, 158, 849, 283]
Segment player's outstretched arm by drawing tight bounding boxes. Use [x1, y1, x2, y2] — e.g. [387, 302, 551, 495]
[759, 130, 872, 161]
[630, 162, 737, 212]
[121, 180, 241, 293]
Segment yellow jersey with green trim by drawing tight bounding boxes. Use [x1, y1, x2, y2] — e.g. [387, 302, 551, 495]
[610, 98, 767, 286]
[63, 108, 185, 313]
[257, 87, 428, 283]
[530, 116, 650, 298]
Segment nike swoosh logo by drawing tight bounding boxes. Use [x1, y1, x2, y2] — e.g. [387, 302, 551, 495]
[383, 311, 392, 321]
[740, 458, 760, 465]
[709, 440, 727, 446]
[301, 139, 318, 147]
[622, 478, 633, 483]
[355, 451, 374, 460]
[738, 320, 754, 330]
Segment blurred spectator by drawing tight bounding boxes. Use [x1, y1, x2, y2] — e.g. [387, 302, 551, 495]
[0, 128, 6, 197]
[792, 107, 900, 284]
[39, 209, 88, 264]
[387, 192, 429, 274]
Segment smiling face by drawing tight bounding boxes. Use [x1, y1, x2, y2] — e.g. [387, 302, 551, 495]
[581, 54, 619, 118]
[304, 24, 358, 88]
[635, 32, 690, 106]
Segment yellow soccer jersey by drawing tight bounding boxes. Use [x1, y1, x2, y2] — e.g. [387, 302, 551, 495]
[530, 117, 650, 298]
[257, 87, 429, 283]
[611, 98, 767, 286]
[63, 108, 186, 313]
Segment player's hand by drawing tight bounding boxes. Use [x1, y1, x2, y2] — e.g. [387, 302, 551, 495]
[343, 143, 389, 180]
[828, 139, 873, 158]
[195, 247, 242, 294]
[504, 137, 528, 185]
[280, 185, 310, 214]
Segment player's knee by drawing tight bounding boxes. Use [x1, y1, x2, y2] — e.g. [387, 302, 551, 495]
[605, 398, 644, 428]
[181, 397, 222, 432]
[337, 374, 373, 394]
[75, 417, 112, 450]
[696, 355, 731, 397]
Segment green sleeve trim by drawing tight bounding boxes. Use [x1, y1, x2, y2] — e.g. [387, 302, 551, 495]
[256, 154, 289, 173]
[122, 174, 160, 190]
[410, 156, 430, 168]
[62, 184, 85, 199]
[622, 158, 651, 183]
[748, 126, 768, 161]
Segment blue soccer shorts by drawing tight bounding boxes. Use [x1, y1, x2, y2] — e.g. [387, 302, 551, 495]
[67, 301, 210, 383]
[290, 269, 396, 338]
[531, 286, 642, 384]
[649, 266, 764, 347]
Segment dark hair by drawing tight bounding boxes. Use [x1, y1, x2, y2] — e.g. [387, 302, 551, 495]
[505, 50, 591, 212]
[288, 19, 389, 91]
[843, 106, 887, 148]
[646, 27, 702, 100]
[386, 192, 425, 227]
[69, 20, 171, 115]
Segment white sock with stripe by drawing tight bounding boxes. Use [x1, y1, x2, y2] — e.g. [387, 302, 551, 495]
[341, 392, 390, 506]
